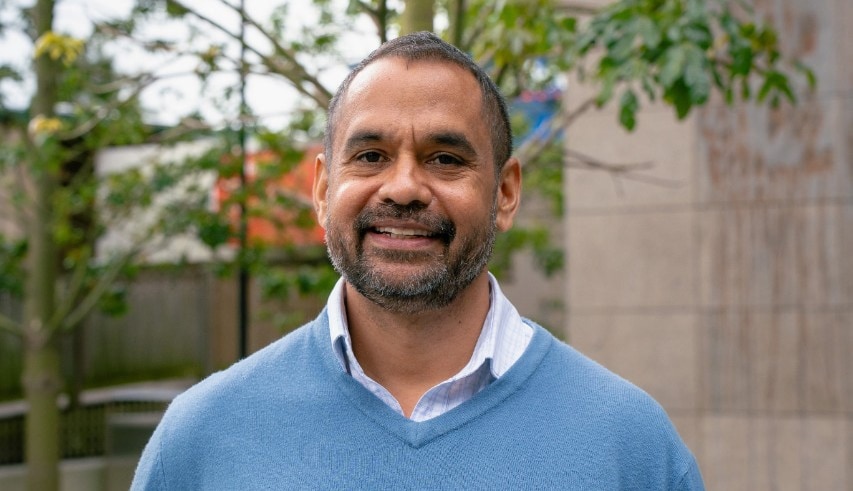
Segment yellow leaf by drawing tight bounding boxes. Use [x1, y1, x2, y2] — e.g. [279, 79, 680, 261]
[28, 115, 64, 137]
[33, 31, 85, 65]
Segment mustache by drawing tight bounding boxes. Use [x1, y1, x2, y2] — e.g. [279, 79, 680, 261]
[354, 202, 456, 244]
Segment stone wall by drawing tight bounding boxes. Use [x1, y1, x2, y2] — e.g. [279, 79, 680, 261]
[563, 0, 851, 489]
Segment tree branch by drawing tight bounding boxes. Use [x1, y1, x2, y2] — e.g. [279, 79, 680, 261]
[181, 0, 333, 107]
[515, 97, 596, 166]
[0, 311, 22, 337]
[565, 149, 682, 188]
[59, 80, 151, 141]
[352, 0, 388, 43]
[48, 245, 92, 331]
[459, 1, 495, 52]
[450, 0, 466, 48]
[57, 251, 134, 332]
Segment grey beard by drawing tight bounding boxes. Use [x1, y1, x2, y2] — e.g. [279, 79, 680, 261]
[325, 202, 497, 314]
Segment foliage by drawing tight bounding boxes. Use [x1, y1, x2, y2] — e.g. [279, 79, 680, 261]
[126, 0, 812, 287]
[574, 0, 815, 130]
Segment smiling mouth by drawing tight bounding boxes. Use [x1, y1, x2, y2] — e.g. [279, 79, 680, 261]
[373, 226, 436, 239]
[355, 204, 456, 246]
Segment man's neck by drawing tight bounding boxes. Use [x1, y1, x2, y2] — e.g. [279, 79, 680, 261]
[343, 273, 492, 417]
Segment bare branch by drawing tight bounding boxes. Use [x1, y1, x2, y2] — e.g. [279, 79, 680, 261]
[449, 0, 466, 48]
[352, 0, 389, 43]
[515, 97, 596, 166]
[351, 1, 378, 18]
[514, 95, 682, 188]
[376, 0, 389, 44]
[0, 311, 22, 337]
[88, 65, 194, 95]
[177, 0, 333, 107]
[565, 150, 682, 188]
[48, 245, 92, 331]
[558, 2, 600, 16]
[58, 251, 134, 332]
[147, 116, 215, 142]
[459, 2, 496, 52]
[59, 93, 143, 141]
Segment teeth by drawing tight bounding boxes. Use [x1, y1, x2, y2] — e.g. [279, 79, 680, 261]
[376, 227, 430, 237]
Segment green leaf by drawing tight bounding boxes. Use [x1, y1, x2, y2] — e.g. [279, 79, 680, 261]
[164, 0, 189, 17]
[596, 73, 616, 107]
[731, 46, 753, 76]
[795, 61, 817, 89]
[683, 23, 712, 49]
[198, 217, 232, 248]
[660, 44, 687, 88]
[641, 75, 657, 101]
[609, 31, 635, 61]
[636, 17, 661, 49]
[683, 46, 710, 103]
[740, 78, 751, 100]
[664, 80, 693, 119]
[619, 89, 639, 131]
[98, 286, 128, 317]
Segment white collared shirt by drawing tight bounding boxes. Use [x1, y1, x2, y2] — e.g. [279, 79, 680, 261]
[328, 273, 533, 422]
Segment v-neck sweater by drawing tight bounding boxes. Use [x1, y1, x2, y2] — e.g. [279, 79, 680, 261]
[132, 309, 704, 490]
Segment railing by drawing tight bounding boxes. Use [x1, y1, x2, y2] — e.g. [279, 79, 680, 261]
[0, 380, 190, 465]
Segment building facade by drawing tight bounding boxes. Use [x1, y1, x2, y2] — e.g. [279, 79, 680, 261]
[563, 0, 851, 489]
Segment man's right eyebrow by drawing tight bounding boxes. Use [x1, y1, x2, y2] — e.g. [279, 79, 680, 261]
[342, 131, 384, 155]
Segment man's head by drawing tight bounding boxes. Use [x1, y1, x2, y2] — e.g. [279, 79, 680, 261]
[314, 32, 521, 313]
[324, 31, 512, 175]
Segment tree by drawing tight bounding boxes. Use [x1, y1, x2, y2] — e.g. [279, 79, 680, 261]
[0, 1, 222, 488]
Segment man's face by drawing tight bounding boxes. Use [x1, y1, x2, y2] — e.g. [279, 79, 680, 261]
[313, 57, 519, 313]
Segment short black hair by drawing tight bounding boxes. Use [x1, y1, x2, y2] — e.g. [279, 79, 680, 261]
[323, 31, 512, 173]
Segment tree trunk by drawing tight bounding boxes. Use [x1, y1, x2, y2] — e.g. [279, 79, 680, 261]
[400, 0, 434, 35]
[24, 0, 61, 489]
[22, 333, 61, 491]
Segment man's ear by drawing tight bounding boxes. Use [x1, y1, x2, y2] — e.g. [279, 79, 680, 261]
[495, 157, 521, 232]
[313, 153, 329, 228]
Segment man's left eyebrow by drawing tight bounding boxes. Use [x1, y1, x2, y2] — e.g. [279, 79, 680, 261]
[427, 132, 478, 156]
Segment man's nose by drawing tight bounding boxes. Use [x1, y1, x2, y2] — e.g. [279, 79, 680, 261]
[377, 155, 432, 206]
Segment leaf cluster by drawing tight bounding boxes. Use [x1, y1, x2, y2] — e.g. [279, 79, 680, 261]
[575, 0, 815, 130]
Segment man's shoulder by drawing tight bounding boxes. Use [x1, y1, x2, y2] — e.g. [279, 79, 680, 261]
[520, 321, 701, 487]
[524, 321, 679, 430]
[163, 311, 329, 424]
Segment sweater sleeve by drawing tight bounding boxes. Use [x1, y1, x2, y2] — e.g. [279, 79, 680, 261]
[130, 419, 168, 490]
[675, 458, 706, 491]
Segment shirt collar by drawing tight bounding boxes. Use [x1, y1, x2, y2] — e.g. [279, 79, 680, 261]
[327, 273, 531, 380]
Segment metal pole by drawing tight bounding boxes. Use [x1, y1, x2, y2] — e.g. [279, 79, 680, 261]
[237, 0, 249, 359]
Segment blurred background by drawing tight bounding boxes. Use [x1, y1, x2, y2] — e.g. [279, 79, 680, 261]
[0, 0, 848, 489]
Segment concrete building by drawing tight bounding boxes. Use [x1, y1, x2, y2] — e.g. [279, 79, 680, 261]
[563, 0, 851, 489]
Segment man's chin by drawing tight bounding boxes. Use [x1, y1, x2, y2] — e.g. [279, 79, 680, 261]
[360, 267, 445, 294]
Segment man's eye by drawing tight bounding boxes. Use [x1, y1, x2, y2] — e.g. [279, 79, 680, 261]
[356, 151, 384, 163]
[432, 154, 462, 165]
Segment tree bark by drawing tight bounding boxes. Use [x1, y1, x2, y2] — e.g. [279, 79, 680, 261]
[22, 333, 61, 491]
[400, 0, 434, 35]
[24, 0, 61, 489]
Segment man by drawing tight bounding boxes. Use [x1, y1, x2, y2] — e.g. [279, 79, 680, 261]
[133, 32, 704, 489]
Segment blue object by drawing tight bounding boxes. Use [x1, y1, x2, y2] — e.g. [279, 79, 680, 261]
[132, 310, 704, 490]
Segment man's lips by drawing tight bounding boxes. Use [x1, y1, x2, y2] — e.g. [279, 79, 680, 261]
[373, 226, 436, 239]
[354, 204, 456, 246]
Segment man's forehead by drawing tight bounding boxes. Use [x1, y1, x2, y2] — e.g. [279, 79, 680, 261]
[342, 56, 478, 107]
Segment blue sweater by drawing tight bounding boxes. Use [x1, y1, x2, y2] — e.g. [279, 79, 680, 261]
[133, 310, 704, 490]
